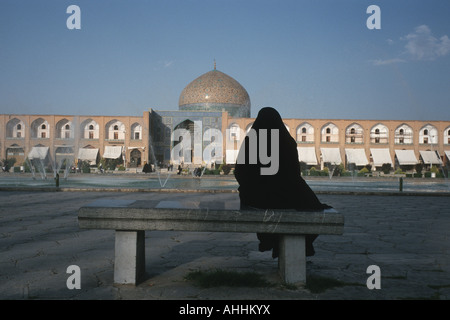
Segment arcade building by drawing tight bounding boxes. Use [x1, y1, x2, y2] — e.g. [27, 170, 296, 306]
[1, 65, 450, 174]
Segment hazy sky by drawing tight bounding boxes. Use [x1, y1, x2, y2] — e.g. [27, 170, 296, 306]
[1, 0, 449, 120]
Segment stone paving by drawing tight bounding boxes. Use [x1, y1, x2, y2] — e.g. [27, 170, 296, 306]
[0, 190, 449, 300]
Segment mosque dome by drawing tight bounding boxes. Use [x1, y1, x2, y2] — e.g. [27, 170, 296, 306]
[178, 67, 251, 118]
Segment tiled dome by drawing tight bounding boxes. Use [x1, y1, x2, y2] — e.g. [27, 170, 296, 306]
[178, 69, 251, 118]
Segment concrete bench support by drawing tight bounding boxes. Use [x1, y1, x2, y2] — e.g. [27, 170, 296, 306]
[114, 230, 145, 285]
[78, 199, 343, 286]
[278, 235, 306, 284]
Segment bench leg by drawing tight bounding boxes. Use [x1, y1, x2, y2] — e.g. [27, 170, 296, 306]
[278, 235, 306, 284]
[114, 230, 145, 285]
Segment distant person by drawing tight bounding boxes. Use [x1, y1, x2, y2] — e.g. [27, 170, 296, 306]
[142, 162, 151, 173]
[177, 164, 182, 175]
[194, 167, 202, 177]
[234, 107, 332, 258]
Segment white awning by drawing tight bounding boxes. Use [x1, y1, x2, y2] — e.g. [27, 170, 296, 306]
[345, 148, 369, 166]
[297, 147, 318, 165]
[103, 146, 123, 159]
[395, 149, 419, 165]
[445, 151, 450, 161]
[28, 147, 49, 160]
[370, 148, 393, 166]
[419, 150, 442, 165]
[78, 148, 99, 164]
[320, 148, 342, 165]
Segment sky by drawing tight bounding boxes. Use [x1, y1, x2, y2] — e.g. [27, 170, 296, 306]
[1, 0, 449, 121]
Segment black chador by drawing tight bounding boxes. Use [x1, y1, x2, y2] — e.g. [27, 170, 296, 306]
[234, 107, 332, 258]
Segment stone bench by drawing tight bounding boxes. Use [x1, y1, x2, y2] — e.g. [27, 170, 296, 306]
[78, 199, 344, 285]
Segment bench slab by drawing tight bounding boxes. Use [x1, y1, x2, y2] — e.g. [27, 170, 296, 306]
[78, 199, 343, 285]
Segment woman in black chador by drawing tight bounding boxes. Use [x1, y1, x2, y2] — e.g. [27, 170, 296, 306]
[234, 107, 331, 258]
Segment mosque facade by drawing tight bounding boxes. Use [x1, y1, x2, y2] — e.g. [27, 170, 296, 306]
[1, 66, 450, 173]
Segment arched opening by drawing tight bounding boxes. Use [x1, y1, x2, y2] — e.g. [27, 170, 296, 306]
[130, 149, 142, 168]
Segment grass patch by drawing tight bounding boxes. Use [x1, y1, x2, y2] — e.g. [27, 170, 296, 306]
[305, 275, 364, 294]
[185, 269, 273, 288]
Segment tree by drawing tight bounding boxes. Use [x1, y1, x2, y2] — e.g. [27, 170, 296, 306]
[1, 157, 16, 172]
[381, 163, 391, 174]
[222, 164, 231, 175]
[415, 163, 423, 175]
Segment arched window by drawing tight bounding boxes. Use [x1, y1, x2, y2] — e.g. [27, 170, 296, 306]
[31, 118, 50, 139]
[321, 123, 339, 143]
[82, 119, 99, 140]
[296, 123, 314, 143]
[105, 120, 125, 140]
[370, 124, 388, 144]
[131, 123, 142, 140]
[419, 124, 438, 144]
[395, 124, 413, 144]
[229, 123, 241, 141]
[56, 119, 73, 139]
[345, 123, 364, 144]
[6, 118, 25, 138]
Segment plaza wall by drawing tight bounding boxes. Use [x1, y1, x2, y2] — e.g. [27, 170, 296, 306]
[226, 117, 450, 170]
[1, 112, 449, 172]
[0, 114, 149, 170]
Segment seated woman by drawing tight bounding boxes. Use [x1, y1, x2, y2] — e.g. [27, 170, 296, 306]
[234, 107, 331, 258]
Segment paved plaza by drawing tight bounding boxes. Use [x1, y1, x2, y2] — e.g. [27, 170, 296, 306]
[0, 189, 449, 300]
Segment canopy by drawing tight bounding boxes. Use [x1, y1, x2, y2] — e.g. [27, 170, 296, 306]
[103, 146, 123, 159]
[297, 147, 318, 165]
[395, 149, 418, 165]
[78, 148, 99, 164]
[320, 148, 342, 165]
[28, 147, 49, 160]
[419, 150, 442, 165]
[445, 151, 450, 161]
[370, 148, 393, 167]
[345, 148, 369, 166]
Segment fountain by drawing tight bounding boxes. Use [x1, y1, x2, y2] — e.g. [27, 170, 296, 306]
[24, 117, 80, 184]
[50, 116, 79, 183]
[26, 147, 50, 180]
[436, 163, 450, 191]
[327, 164, 336, 180]
[53, 148, 75, 180]
[148, 130, 172, 188]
